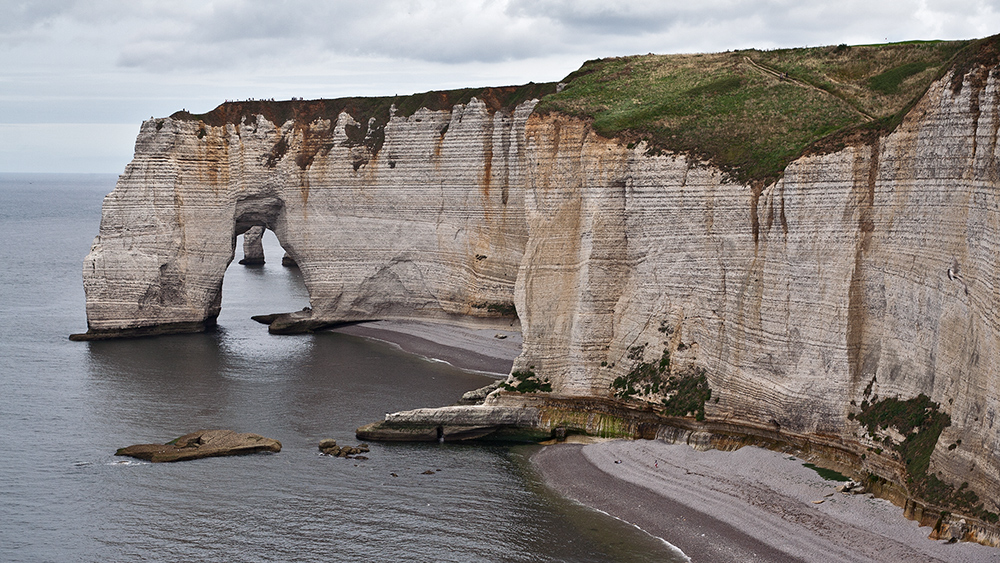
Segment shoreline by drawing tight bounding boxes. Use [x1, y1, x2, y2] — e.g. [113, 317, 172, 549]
[533, 440, 1000, 563]
[329, 320, 998, 561]
[330, 320, 521, 376]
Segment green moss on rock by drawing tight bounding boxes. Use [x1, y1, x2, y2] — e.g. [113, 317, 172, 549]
[501, 369, 552, 394]
[611, 345, 711, 421]
[853, 393, 997, 520]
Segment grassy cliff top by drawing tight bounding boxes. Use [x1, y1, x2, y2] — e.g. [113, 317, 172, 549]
[537, 38, 989, 185]
[171, 36, 1000, 185]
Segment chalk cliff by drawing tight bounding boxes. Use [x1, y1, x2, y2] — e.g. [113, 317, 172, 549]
[78, 91, 537, 336]
[77, 46, 1000, 540]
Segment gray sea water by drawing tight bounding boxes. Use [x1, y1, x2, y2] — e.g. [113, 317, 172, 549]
[0, 173, 684, 562]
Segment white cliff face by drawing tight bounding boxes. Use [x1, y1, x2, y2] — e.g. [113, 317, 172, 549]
[82, 97, 532, 335]
[512, 69, 1000, 511]
[81, 67, 1000, 515]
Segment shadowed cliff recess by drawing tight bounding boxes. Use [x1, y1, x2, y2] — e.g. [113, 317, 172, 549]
[75, 37, 1000, 546]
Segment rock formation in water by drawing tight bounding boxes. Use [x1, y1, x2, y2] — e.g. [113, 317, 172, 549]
[318, 439, 369, 458]
[116, 429, 282, 462]
[238, 225, 265, 265]
[77, 40, 1000, 542]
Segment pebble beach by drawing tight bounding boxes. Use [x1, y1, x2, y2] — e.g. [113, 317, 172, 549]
[533, 440, 1000, 562]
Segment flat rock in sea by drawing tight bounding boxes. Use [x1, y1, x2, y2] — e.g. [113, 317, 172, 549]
[116, 429, 281, 463]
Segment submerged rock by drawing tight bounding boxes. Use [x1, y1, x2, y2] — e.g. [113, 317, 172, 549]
[318, 439, 370, 458]
[116, 429, 281, 463]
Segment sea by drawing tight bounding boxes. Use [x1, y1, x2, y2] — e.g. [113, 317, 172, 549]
[0, 173, 686, 562]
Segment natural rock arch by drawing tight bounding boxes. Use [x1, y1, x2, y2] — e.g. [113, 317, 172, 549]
[76, 97, 533, 339]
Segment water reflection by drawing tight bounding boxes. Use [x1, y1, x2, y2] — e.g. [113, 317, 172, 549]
[65, 200, 683, 562]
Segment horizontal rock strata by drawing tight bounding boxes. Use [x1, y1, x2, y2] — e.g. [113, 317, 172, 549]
[79, 94, 531, 338]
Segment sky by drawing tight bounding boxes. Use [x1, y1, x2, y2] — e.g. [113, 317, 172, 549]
[2, 0, 999, 173]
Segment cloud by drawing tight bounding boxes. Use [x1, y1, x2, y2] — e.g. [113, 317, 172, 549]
[9, 0, 1000, 76]
[92, 0, 1000, 73]
[0, 0, 76, 34]
[107, 0, 555, 68]
[4, 0, 1000, 172]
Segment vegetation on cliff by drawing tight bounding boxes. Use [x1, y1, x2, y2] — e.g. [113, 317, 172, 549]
[501, 368, 552, 393]
[176, 83, 558, 129]
[168, 36, 1000, 187]
[536, 39, 978, 185]
[853, 391, 999, 524]
[611, 344, 712, 421]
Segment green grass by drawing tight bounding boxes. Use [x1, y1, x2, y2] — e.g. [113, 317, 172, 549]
[868, 61, 932, 94]
[803, 462, 850, 482]
[537, 39, 976, 185]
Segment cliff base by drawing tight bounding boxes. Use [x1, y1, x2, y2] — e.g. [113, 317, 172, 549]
[358, 397, 1000, 548]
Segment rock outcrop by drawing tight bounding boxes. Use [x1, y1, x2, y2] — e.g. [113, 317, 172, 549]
[502, 67, 1000, 527]
[238, 225, 265, 265]
[318, 439, 369, 458]
[357, 405, 546, 442]
[78, 49, 1000, 540]
[115, 429, 282, 462]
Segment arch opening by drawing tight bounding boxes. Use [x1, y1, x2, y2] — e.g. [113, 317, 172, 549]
[220, 226, 311, 332]
[212, 195, 311, 334]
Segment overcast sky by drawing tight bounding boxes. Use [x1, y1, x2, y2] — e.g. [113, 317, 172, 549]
[2, 0, 998, 173]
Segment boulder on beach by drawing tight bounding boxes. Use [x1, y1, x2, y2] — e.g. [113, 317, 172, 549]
[116, 429, 281, 462]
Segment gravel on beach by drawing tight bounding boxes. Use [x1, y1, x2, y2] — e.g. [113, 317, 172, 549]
[534, 440, 1000, 563]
